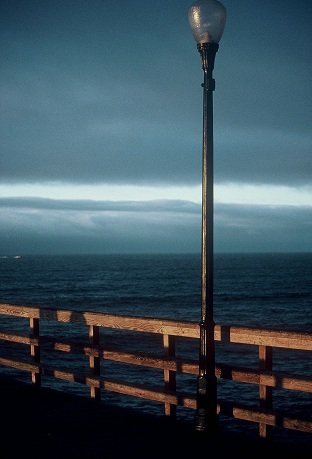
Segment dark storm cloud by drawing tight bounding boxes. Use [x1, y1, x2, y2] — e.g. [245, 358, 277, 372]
[215, 203, 312, 253]
[0, 197, 310, 254]
[0, 196, 199, 213]
[0, 197, 202, 254]
[1, 0, 311, 186]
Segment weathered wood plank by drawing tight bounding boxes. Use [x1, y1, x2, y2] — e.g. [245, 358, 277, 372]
[1, 332, 311, 393]
[1, 333, 311, 395]
[40, 364, 196, 408]
[0, 332, 37, 345]
[163, 334, 176, 416]
[1, 355, 310, 434]
[219, 400, 312, 433]
[214, 324, 312, 351]
[216, 364, 312, 393]
[0, 357, 39, 373]
[80, 312, 199, 338]
[7, 359, 312, 434]
[1, 304, 312, 349]
[102, 380, 196, 409]
[40, 340, 312, 393]
[0, 304, 198, 338]
[259, 345, 273, 438]
[29, 318, 40, 386]
[89, 325, 101, 400]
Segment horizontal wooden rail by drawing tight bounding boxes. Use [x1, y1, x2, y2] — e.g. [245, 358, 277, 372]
[1, 303, 311, 349]
[2, 334, 312, 394]
[214, 325, 312, 351]
[0, 303, 311, 439]
[216, 364, 312, 393]
[0, 304, 198, 338]
[0, 356, 39, 373]
[1, 355, 311, 435]
[218, 401, 312, 434]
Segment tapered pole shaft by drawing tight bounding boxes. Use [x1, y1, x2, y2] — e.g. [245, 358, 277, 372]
[195, 42, 218, 433]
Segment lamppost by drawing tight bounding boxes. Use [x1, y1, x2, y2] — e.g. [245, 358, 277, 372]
[188, 0, 226, 432]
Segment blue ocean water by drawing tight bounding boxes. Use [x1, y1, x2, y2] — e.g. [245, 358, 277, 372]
[1, 253, 311, 328]
[0, 253, 311, 433]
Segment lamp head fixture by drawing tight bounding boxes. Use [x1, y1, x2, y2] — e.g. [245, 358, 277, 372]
[188, 0, 226, 45]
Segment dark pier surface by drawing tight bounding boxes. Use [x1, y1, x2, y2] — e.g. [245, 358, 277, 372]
[1, 377, 310, 459]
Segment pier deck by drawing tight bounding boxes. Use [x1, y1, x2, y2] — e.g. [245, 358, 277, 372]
[1, 376, 310, 459]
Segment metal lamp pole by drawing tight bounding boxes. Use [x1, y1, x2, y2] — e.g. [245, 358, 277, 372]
[188, 0, 226, 433]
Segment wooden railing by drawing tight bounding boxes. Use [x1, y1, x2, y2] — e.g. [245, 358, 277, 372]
[0, 303, 311, 439]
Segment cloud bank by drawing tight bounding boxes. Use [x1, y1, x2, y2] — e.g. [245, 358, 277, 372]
[0, 198, 310, 255]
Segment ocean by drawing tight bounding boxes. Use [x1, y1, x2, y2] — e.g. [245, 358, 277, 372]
[1, 252, 311, 327]
[0, 253, 311, 435]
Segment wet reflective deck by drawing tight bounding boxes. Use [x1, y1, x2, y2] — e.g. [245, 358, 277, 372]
[1, 376, 310, 459]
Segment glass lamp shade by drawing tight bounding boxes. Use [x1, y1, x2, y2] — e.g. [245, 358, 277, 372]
[188, 0, 226, 44]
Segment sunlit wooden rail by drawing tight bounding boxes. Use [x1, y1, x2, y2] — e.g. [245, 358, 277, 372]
[0, 303, 311, 439]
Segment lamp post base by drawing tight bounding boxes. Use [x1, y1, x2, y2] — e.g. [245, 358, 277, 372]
[194, 374, 218, 433]
[194, 411, 218, 433]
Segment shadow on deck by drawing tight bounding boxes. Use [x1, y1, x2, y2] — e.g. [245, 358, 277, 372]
[1, 376, 310, 459]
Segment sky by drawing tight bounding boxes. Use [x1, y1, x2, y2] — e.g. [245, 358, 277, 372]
[0, 0, 311, 255]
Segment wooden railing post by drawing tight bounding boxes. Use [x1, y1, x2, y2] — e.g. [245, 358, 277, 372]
[30, 318, 41, 386]
[89, 325, 101, 400]
[259, 345, 273, 438]
[163, 334, 176, 417]
[1, 304, 312, 437]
